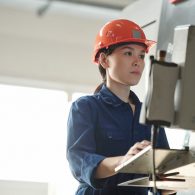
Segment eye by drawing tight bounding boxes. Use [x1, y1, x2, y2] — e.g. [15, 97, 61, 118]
[124, 51, 133, 56]
[139, 54, 145, 59]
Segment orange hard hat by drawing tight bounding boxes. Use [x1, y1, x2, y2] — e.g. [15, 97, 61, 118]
[93, 19, 156, 64]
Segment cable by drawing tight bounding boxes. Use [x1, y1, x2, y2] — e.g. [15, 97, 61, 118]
[151, 125, 159, 195]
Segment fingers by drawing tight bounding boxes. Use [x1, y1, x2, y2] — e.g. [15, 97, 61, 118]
[127, 140, 151, 156]
[129, 147, 140, 155]
[119, 140, 151, 165]
[141, 140, 151, 146]
[132, 140, 151, 151]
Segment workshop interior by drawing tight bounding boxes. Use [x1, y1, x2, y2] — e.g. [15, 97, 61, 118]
[0, 0, 195, 194]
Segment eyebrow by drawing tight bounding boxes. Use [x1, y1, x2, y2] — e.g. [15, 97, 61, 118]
[119, 46, 146, 53]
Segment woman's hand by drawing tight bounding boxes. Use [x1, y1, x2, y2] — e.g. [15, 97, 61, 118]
[95, 140, 151, 178]
[118, 140, 151, 165]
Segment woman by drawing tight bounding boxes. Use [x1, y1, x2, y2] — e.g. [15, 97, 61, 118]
[66, 19, 171, 195]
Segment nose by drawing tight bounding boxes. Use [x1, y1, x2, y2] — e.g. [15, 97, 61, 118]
[132, 56, 140, 67]
[133, 62, 138, 67]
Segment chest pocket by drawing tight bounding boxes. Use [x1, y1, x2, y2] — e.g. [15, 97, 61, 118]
[106, 131, 126, 141]
[104, 130, 129, 156]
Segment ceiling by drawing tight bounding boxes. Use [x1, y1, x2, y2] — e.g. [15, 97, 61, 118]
[36, 0, 137, 16]
[47, 0, 135, 10]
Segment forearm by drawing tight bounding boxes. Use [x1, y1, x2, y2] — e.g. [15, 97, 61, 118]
[95, 140, 151, 179]
[94, 156, 123, 179]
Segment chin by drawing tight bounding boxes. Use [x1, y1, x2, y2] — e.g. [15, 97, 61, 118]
[128, 80, 140, 86]
[130, 83, 138, 86]
[121, 79, 140, 86]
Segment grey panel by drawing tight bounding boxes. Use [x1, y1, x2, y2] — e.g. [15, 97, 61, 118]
[157, 0, 195, 61]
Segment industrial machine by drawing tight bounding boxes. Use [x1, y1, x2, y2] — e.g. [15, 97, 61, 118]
[115, 0, 195, 193]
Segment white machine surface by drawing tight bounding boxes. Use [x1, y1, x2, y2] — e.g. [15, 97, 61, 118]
[115, 145, 195, 175]
[115, 146, 195, 190]
[117, 176, 195, 191]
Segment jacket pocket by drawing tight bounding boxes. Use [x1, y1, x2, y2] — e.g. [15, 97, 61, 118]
[106, 131, 126, 141]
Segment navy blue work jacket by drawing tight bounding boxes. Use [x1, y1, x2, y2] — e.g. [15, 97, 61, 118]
[66, 85, 169, 195]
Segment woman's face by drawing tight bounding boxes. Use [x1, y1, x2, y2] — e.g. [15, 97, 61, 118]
[105, 43, 146, 86]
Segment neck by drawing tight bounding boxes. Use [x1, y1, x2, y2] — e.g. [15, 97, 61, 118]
[106, 80, 130, 103]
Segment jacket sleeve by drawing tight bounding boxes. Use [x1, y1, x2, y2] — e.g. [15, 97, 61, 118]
[66, 97, 105, 188]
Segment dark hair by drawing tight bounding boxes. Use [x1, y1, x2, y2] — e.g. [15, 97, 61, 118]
[94, 42, 146, 94]
[93, 45, 116, 94]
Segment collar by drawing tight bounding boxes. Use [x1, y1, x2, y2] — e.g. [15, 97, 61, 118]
[99, 84, 140, 107]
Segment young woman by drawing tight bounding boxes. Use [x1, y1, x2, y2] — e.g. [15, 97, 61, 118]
[66, 19, 171, 195]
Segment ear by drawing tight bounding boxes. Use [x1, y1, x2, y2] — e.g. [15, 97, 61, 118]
[98, 52, 109, 69]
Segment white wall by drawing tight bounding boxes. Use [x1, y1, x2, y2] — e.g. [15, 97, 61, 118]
[0, 180, 49, 195]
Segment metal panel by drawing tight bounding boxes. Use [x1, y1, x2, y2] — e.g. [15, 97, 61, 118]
[172, 25, 195, 130]
[115, 146, 195, 174]
[118, 176, 195, 190]
[157, 0, 195, 61]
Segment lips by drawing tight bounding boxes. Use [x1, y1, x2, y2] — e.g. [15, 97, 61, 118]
[130, 71, 141, 75]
